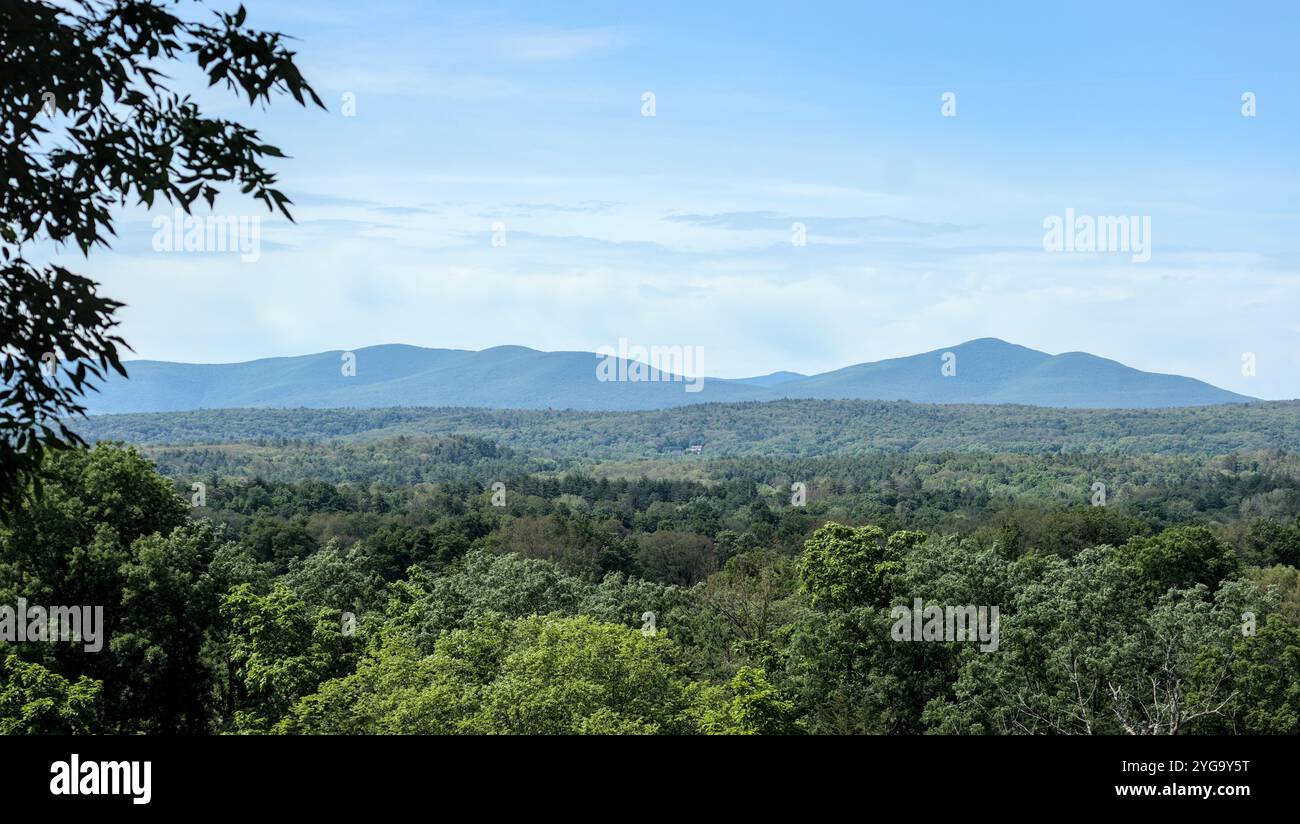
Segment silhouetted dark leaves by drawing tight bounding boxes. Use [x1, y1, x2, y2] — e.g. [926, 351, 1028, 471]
[1, 0, 321, 514]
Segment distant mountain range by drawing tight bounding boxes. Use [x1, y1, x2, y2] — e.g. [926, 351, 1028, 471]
[80, 338, 1256, 414]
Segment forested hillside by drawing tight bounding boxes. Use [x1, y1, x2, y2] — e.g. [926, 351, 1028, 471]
[3, 439, 1298, 734]
[71, 398, 1300, 459]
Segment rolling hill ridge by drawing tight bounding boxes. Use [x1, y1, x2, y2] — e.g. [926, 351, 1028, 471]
[80, 338, 1256, 414]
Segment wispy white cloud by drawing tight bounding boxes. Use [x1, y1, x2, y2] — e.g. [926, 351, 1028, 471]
[493, 27, 625, 61]
[665, 211, 974, 238]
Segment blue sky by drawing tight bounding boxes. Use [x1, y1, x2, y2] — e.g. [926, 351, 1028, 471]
[69, 0, 1300, 397]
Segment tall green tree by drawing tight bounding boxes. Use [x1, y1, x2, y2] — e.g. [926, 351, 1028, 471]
[0, 0, 321, 511]
[0, 654, 102, 734]
[221, 581, 351, 732]
[797, 523, 901, 611]
[280, 614, 724, 735]
[1115, 525, 1239, 599]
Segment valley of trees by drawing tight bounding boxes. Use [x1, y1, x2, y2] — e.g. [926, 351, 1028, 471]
[69, 399, 1300, 459]
[3, 432, 1298, 734]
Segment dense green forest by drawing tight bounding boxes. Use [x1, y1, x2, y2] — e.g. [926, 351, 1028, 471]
[5, 0, 1298, 751]
[70, 399, 1300, 458]
[4, 425, 1299, 734]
